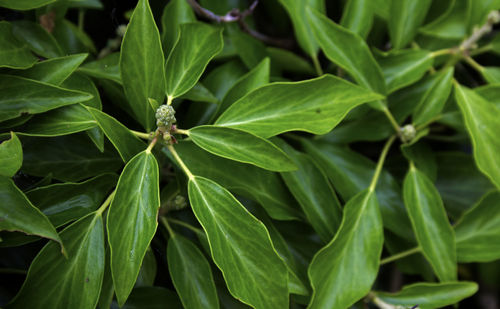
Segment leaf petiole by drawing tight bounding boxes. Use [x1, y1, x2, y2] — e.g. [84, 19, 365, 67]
[369, 135, 397, 192]
[167, 144, 194, 180]
[380, 246, 421, 265]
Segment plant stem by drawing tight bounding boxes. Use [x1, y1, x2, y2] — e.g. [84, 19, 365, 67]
[146, 133, 159, 153]
[369, 135, 397, 192]
[167, 144, 194, 180]
[430, 48, 454, 58]
[463, 56, 484, 73]
[460, 11, 500, 52]
[311, 54, 323, 76]
[160, 216, 175, 237]
[130, 130, 152, 140]
[167, 218, 203, 234]
[380, 247, 421, 265]
[78, 9, 85, 31]
[174, 128, 190, 136]
[470, 44, 493, 56]
[382, 107, 401, 134]
[0, 268, 27, 275]
[96, 190, 116, 215]
[166, 95, 173, 106]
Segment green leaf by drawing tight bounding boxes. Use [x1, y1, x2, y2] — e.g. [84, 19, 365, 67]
[377, 49, 434, 94]
[188, 125, 296, 172]
[403, 165, 457, 282]
[388, 0, 432, 49]
[121, 287, 182, 309]
[107, 150, 160, 306]
[79, 53, 121, 84]
[167, 234, 219, 309]
[180, 83, 218, 104]
[120, 0, 166, 131]
[12, 54, 88, 85]
[455, 190, 500, 262]
[161, 0, 196, 55]
[454, 83, 500, 189]
[308, 189, 383, 308]
[302, 140, 413, 240]
[266, 47, 315, 75]
[135, 246, 157, 287]
[7, 212, 105, 309]
[165, 22, 223, 99]
[0, 75, 93, 122]
[52, 19, 96, 55]
[202, 59, 247, 101]
[412, 67, 454, 126]
[278, 0, 324, 57]
[85, 107, 146, 162]
[419, 0, 470, 39]
[340, 0, 374, 39]
[276, 139, 342, 242]
[26, 173, 117, 227]
[217, 57, 270, 118]
[0, 132, 22, 177]
[480, 66, 500, 84]
[0, 176, 62, 249]
[188, 176, 289, 309]
[18, 104, 97, 137]
[0, 0, 55, 10]
[215, 74, 383, 138]
[228, 25, 268, 70]
[376, 282, 478, 309]
[11, 20, 63, 58]
[306, 8, 386, 95]
[0, 21, 37, 69]
[22, 134, 122, 182]
[172, 141, 302, 220]
[61, 72, 102, 109]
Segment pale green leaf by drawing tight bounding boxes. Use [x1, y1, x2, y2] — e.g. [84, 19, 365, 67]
[419, 0, 470, 39]
[0, 0, 55, 10]
[388, 0, 432, 49]
[161, 0, 196, 55]
[340, 0, 374, 39]
[0, 132, 22, 177]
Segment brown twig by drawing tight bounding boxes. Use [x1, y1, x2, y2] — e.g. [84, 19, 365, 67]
[186, 0, 293, 49]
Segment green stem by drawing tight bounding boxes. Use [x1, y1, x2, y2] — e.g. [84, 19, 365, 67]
[130, 130, 152, 140]
[311, 54, 323, 76]
[160, 217, 175, 237]
[0, 268, 27, 275]
[430, 48, 454, 58]
[167, 95, 174, 106]
[146, 132, 159, 153]
[463, 55, 484, 73]
[167, 144, 194, 180]
[369, 135, 397, 192]
[470, 44, 492, 56]
[96, 190, 116, 215]
[167, 218, 203, 234]
[174, 128, 190, 136]
[382, 106, 401, 134]
[380, 246, 421, 265]
[78, 9, 85, 31]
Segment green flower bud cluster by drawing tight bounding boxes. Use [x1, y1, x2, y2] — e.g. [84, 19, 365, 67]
[400, 124, 416, 143]
[156, 105, 176, 129]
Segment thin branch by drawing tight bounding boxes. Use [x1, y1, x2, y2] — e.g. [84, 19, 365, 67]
[460, 11, 500, 52]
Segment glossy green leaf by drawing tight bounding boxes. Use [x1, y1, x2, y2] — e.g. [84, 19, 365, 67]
[217, 57, 270, 118]
[454, 83, 500, 189]
[377, 49, 433, 94]
[476, 84, 500, 109]
[172, 141, 302, 220]
[388, 0, 432, 49]
[228, 25, 268, 70]
[216, 74, 383, 138]
[52, 19, 96, 55]
[167, 234, 219, 309]
[13, 54, 88, 85]
[403, 165, 457, 282]
[0, 75, 93, 122]
[22, 134, 122, 182]
[180, 83, 218, 104]
[266, 47, 315, 75]
[202, 59, 247, 101]
[120, 0, 166, 131]
[161, 0, 196, 55]
[11, 20, 63, 58]
[276, 139, 342, 242]
[189, 125, 296, 172]
[18, 104, 97, 137]
[26, 173, 117, 227]
[0, 132, 22, 177]
[0, 0, 55, 10]
[340, 0, 374, 39]
[278, 0, 324, 57]
[121, 287, 182, 309]
[412, 67, 454, 126]
[480, 66, 500, 84]
[455, 190, 500, 262]
[419, 0, 470, 39]
[302, 140, 413, 240]
[0, 176, 62, 248]
[61, 73, 102, 109]
[135, 247, 157, 287]
[188, 176, 288, 309]
[79, 53, 121, 84]
[85, 107, 146, 162]
[306, 8, 386, 95]
[376, 282, 478, 309]
[0, 21, 37, 69]
[107, 150, 159, 306]
[7, 212, 105, 309]
[165, 22, 223, 98]
[308, 189, 383, 308]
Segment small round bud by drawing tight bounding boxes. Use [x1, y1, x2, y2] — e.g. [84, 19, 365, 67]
[173, 195, 186, 209]
[116, 24, 127, 37]
[400, 124, 416, 143]
[155, 105, 176, 128]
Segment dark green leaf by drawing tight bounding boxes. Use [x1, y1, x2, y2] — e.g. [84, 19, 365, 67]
[0, 75, 93, 122]
[161, 0, 196, 55]
[340, 0, 374, 39]
[107, 150, 159, 306]
[216, 74, 383, 138]
[61, 73, 102, 109]
[388, 0, 432, 49]
[0, 21, 37, 69]
[419, 0, 469, 39]
[165, 22, 223, 99]
[455, 190, 500, 262]
[188, 176, 288, 309]
[79, 53, 121, 84]
[228, 25, 268, 69]
[454, 83, 500, 189]
[167, 234, 219, 309]
[7, 212, 105, 309]
[121, 287, 182, 309]
[308, 189, 383, 308]
[52, 19, 96, 55]
[11, 20, 63, 58]
[180, 83, 218, 104]
[0, 132, 22, 177]
[266, 47, 315, 75]
[0, 0, 55, 10]
[306, 8, 386, 95]
[0, 176, 62, 250]
[188, 125, 296, 172]
[120, 0, 166, 131]
[403, 165, 457, 282]
[135, 247, 157, 287]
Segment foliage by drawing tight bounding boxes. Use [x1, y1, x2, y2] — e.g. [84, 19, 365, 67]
[1, 0, 500, 308]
